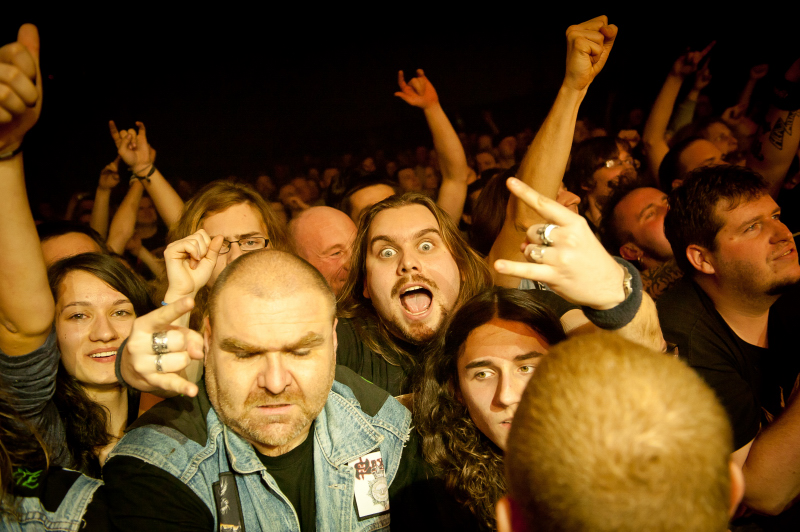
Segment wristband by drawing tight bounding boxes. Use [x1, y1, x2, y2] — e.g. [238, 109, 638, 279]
[114, 337, 134, 390]
[581, 258, 643, 330]
[0, 144, 23, 161]
[130, 164, 156, 184]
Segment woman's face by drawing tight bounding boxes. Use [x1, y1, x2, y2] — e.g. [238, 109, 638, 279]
[55, 271, 135, 388]
[457, 318, 550, 451]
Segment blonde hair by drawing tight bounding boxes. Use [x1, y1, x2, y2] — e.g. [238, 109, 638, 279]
[506, 332, 733, 532]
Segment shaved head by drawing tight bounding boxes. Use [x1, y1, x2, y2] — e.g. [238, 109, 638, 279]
[208, 250, 336, 327]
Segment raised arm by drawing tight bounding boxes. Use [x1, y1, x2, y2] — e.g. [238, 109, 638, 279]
[489, 16, 617, 287]
[747, 58, 800, 197]
[738, 64, 769, 111]
[668, 62, 711, 133]
[106, 179, 145, 255]
[109, 120, 184, 227]
[642, 42, 714, 178]
[395, 69, 469, 224]
[0, 24, 50, 356]
[494, 178, 663, 351]
[90, 156, 121, 239]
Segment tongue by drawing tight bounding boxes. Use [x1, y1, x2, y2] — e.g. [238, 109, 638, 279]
[402, 291, 432, 313]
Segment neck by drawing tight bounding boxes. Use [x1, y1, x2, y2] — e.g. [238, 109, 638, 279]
[585, 197, 603, 228]
[695, 275, 777, 347]
[639, 255, 667, 272]
[84, 384, 128, 438]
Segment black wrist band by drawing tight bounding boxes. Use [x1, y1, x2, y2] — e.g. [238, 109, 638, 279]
[115, 337, 134, 390]
[0, 144, 23, 160]
[581, 258, 643, 330]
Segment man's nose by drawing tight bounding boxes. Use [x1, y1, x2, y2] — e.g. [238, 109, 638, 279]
[257, 354, 291, 395]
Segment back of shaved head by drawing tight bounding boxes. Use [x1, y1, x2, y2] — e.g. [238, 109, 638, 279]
[208, 250, 336, 326]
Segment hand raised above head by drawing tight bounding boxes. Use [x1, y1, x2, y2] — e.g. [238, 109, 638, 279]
[563, 16, 618, 92]
[0, 24, 41, 153]
[394, 69, 439, 110]
[109, 120, 155, 174]
[98, 156, 121, 190]
[670, 41, 715, 79]
[749, 64, 768, 81]
[494, 177, 626, 310]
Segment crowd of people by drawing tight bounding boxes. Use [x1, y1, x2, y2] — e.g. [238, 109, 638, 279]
[1, 15, 798, 532]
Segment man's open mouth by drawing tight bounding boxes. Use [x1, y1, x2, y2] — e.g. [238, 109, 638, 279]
[400, 286, 433, 315]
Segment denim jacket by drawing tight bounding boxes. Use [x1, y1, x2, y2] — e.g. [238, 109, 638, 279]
[109, 366, 412, 531]
[1, 470, 102, 532]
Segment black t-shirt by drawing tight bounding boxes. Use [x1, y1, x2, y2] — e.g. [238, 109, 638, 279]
[336, 317, 408, 396]
[257, 422, 316, 532]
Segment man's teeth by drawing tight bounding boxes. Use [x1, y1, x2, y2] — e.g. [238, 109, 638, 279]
[89, 353, 114, 358]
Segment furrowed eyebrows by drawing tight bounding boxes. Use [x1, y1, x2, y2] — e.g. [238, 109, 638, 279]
[464, 351, 545, 370]
[218, 332, 325, 355]
[61, 298, 131, 311]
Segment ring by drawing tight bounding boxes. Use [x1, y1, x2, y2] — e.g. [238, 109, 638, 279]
[538, 224, 559, 246]
[528, 245, 546, 263]
[152, 331, 169, 355]
[155, 354, 164, 373]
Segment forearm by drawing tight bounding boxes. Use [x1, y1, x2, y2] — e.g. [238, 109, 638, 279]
[738, 78, 758, 110]
[746, 107, 800, 197]
[741, 393, 800, 515]
[141, 169, 184, 228]
[134, 247, 165, 278]
[107, 181, 143, 254]
[667, 92, 698, 133]
[90, 187, 112, 239]
[643, 75, 683, 177]
[0, 154, 54, 349]
[425, 104, 469, 223]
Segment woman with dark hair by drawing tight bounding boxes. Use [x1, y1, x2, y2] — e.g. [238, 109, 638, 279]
[413, 287, 567, 530]
[1, 252, 153, 478]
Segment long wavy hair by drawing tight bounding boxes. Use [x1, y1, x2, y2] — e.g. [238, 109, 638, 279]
[414, 287, 566, 529]
[337, 193, 492, 378]
[48, 253, 153, 477]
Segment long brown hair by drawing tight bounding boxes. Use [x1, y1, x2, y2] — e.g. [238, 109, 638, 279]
[414, 287, 565, 529]
[337, 193, 491, 374]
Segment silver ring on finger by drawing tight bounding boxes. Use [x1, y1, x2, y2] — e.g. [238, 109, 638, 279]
[155, 354, 164, 373]
[538, 224, 559, 246]
[152, 331, 170, 355]
[529, 245, 546, 263]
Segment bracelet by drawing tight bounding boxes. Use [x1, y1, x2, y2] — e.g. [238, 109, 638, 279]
[114, 337, 135, 390]
[130, 164, 156, 183]
[581, 258, 643, 330]
[0, 144, 23, 161]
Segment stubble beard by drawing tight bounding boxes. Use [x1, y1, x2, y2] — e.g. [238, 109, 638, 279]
[205, 362, 333, 453]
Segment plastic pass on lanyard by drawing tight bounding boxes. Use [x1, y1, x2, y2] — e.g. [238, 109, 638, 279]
[347, 450, 390, 517]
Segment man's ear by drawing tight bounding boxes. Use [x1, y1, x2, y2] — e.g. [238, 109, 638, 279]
[729, 459, 745, 518]
[363, 280, 370, 299]
[671, 178, 683, 190]
[332, 318, 338, 363]
[203, 316, 212, 366]
[619, 242, 642, 262]
[686, 244, 716, 274]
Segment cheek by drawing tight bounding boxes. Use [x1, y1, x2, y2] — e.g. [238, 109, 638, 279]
[56, 322, 82, 373]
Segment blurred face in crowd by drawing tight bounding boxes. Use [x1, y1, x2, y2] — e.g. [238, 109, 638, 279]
[704, 122, 738, 158]
[363, 204, 460, 344]
[205, 286, 336, 457]
[202, 203, 270, 286]
[292, 207, 357, 296]
[587, 143, 637, 200]
[678, 140, 726, 185]
[475, 152, 497, 173]
[55, 271, 136, 388]
[613, 187, 673, 263]
[498, 137, 517, 159]
[361, 157, 376, 174]
[348, 184, 396, 223]
[137, 196, 158, 225]
[457, 318, 550, 451]
[397, 168, 422, 193]
[41, 233, 102, 265]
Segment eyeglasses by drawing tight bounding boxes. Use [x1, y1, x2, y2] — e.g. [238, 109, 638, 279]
[598, 158, 641, 170]
[219, 236, 269, 255]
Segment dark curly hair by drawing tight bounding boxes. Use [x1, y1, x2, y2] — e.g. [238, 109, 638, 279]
[414, 287, 566, 529]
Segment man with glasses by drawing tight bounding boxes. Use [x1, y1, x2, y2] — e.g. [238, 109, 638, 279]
[563, 136, 640, 232]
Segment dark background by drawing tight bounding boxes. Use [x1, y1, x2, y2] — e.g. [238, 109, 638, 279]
[2, 11, 789, 211]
